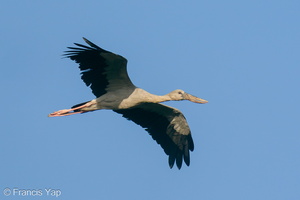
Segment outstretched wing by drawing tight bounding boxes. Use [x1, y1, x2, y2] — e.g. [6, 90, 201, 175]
[114, 103, 194, 169]
[64, 37, 135, 97]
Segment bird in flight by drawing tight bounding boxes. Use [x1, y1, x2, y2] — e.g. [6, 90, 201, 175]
[48, 38, 208, 169]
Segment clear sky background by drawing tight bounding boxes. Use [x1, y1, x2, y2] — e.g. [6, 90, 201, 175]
[1, 1, 299, 200]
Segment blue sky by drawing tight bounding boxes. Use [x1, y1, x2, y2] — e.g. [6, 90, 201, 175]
[1, 1, 299, 200]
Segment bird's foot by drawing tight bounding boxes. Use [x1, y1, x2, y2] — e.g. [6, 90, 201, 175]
[48, 109, 83, 117]
[48, 101, 95, 117]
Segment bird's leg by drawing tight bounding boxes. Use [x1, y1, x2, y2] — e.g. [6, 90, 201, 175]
[48, 109, 85, 117]
[48, 101, 95, 117]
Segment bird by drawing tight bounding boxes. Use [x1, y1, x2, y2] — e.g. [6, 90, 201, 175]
[48, 37, 208, 169]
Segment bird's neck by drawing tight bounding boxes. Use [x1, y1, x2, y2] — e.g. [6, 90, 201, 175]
[147, 94, 171, 103]
[135, 88, 171, 103]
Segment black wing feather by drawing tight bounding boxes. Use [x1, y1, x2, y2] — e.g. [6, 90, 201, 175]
[114, 103, 194, 169]
[63, 37, 133, 97]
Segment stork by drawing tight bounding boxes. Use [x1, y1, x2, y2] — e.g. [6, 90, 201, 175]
[48, 38, 208, 169]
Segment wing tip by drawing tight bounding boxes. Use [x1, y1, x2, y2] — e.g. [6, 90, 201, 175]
[82, 37, 102, 50]
[168, 156, 176, 169]
[168, 146, 192, 169]
[82, 37, 89, 43]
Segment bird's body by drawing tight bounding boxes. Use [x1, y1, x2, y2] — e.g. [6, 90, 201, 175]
[49, 38, 208, 169]
[74, 88, 191, 111]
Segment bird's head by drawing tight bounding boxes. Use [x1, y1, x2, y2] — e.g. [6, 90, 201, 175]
[168, 89, 208, 104]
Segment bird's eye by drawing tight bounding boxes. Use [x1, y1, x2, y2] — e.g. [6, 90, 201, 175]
[178, 91, 183, 95]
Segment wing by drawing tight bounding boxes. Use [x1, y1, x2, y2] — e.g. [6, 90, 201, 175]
[64, 37, 135, 97]
[114, 103, 194, 169]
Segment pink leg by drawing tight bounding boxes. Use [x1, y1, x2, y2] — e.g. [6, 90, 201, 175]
[48, 110, 85, 117]
[48, 101, 94, 117]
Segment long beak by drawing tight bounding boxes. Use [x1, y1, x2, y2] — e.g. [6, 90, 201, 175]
[185, 93, 208, 104]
